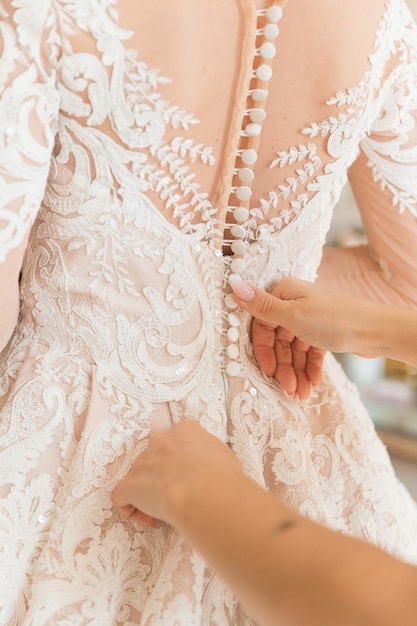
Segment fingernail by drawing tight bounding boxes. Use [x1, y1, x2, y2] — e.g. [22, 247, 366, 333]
[230, 280, 255, 302]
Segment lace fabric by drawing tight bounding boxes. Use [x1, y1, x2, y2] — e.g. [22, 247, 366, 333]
[1, 1, 417, 623]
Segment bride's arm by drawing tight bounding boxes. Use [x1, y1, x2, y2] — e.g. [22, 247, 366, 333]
[318, 47, 417, 309]
[0, 245, 24, 351]
[0, 5, 60, 350]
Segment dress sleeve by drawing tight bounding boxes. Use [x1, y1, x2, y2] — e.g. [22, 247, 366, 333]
[319, 44, 417, 309]
[0, 2, 60, 349]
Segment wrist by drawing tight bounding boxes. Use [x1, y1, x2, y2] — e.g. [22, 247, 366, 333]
[167, 462, 247, 532]
[381, 308, 417, 368]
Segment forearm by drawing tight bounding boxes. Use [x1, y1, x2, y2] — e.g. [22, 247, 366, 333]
[172, 469, 299, 625]
[0, 243, 26, 352]
[380, 307, 417, 369]
[333, 297, 417, 368]
[0, 280, 20, 352]
[173, 470, 417, 626]
[318, 245, 417, 308]
[317, 248, 417, 366]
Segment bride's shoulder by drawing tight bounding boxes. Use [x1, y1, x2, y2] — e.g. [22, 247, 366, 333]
[279, 0, 397, 93]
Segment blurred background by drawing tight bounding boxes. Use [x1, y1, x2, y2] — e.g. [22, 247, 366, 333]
[329, 0, 417, 497]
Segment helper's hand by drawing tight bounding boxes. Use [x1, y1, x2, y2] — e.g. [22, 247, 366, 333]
[250, 319, 324, 399]
[231, 276, 378, 398]
[112, 420, 241, 528]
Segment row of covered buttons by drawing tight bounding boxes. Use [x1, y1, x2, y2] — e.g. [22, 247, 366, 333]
[224, 2, 285, 378]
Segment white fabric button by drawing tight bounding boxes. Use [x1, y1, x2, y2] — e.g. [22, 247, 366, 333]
[241, 149, 258, 164]
[227, 327, 239, 342]
[226, 361, 242, 377]
[227, 312, 241, 327]
[251, 89, 268, 101]
[266, 6, 283, 21]
[236, 186, 252, 201]
[260, 42, 277, 59]
[231, 240, 247, 255]
[224, 293, 238, 309]
[244, 122, 261, 137]
[226, 344, 240, 359]
[233, 207, 249, 222]
[230, 257, 246, 274]
[250, 109, 267, 123]
[263, 24, 279, 39]
[256, 65, 273, 81]
[228, 273, 241, 284]
[238, 167, 255, 184]
[230, 224, 246, 238]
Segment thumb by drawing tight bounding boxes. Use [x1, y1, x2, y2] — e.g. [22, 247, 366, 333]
[230, 280, 291, 327]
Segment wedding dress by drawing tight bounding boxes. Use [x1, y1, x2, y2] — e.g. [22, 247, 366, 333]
[1, 0, 417, 624]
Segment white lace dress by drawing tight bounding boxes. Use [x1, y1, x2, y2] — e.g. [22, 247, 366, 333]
[1, 0, 417, 624]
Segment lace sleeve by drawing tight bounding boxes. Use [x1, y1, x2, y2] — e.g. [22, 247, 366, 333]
[0, 1, 61, 265]
[320, 39, 417, 308]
